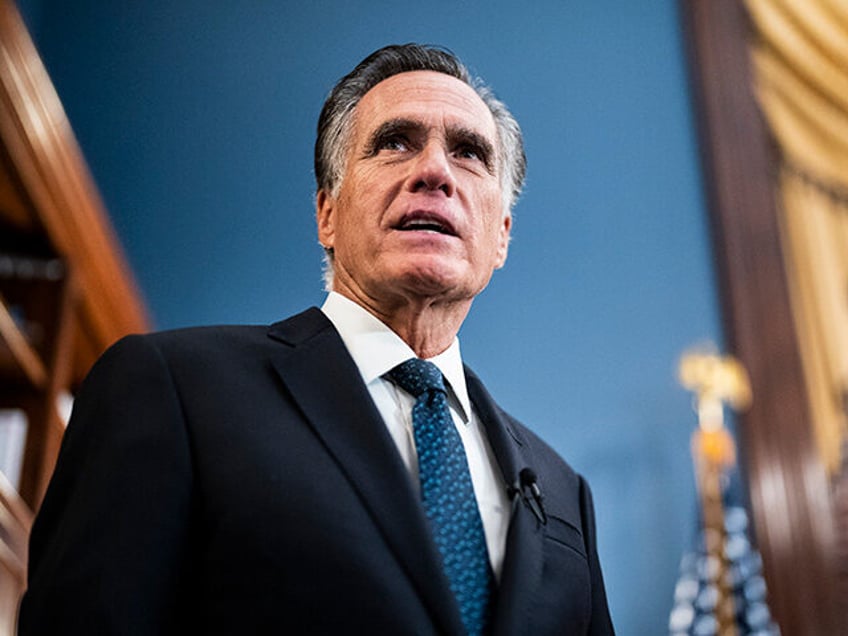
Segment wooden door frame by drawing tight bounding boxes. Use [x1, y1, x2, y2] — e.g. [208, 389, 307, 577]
[680, 1, 842, 633]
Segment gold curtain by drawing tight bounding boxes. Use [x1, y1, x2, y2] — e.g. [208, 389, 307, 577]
[746, 0, 848, 476]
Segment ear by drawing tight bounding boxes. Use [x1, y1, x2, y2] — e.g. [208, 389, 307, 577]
[493, 214, 512, 269]
[316, 189, 336, 249]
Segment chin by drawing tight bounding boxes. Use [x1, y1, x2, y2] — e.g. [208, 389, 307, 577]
[392, 261, 454, 293]
[397, 264, 489, 302]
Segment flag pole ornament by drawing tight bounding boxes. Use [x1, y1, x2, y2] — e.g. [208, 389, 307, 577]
[669, 347, 780, 636]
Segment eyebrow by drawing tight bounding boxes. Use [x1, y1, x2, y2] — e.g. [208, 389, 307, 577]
[362, 117, 497, 172]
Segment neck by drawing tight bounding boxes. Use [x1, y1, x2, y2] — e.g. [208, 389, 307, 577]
[333, 288, 472, 359]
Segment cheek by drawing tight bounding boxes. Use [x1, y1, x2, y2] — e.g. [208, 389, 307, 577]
[338, 176, 389, 226]
[335, 192, 368, 233]
[477, 195, 509, 253]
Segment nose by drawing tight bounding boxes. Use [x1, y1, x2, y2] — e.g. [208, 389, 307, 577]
[408, 141, 456, 197]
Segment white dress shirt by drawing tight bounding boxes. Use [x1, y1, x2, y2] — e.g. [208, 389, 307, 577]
[321, 292, 510, 579]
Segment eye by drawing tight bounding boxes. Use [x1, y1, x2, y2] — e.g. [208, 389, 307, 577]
[378, 135, 409, 153]
[448, 129, 494, 170]
[455, 145, 481, 161]
[453, 142, 492, 171]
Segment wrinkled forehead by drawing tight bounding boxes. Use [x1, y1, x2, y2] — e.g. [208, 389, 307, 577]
[352, 70, 497, 142]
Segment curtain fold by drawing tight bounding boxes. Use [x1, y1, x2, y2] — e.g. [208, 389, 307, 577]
[747, 0, 848, 476]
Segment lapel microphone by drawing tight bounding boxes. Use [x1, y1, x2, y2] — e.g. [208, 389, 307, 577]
[508, 468, 548, 525]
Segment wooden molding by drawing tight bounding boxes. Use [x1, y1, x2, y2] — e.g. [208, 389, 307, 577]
[0, 0, 150, 384]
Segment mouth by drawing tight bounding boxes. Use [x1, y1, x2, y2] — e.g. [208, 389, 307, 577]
[393, 212, 458, 237]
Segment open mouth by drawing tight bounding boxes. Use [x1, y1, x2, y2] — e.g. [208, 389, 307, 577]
[394, 213, 457, 236]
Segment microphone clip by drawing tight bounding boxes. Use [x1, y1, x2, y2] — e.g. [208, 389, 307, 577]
[515, 468, 547, 525]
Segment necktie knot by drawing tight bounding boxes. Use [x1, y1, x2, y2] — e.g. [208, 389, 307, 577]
[388, 358, 446, 398]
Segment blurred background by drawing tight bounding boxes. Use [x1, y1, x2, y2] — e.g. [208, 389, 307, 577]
[2, 1, 844, 634]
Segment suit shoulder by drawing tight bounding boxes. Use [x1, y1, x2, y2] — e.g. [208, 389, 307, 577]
[75, 325, 269, 393]
[131, 306, 330, 356]
[144, 323, 271, 352]
[95, 325, 264, 367]
[89, 307, 332, 389]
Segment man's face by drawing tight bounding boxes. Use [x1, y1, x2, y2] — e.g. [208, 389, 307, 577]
[317, 70, 511, 311]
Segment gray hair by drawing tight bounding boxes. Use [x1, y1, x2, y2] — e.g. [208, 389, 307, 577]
[315, 44, 526, 288]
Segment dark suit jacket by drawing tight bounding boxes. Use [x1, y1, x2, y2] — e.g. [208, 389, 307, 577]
[19, 308, 613, 635]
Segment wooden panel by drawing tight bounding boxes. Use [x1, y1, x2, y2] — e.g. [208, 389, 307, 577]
[0, 0, 151, 622]
[680, 0, 842, 634]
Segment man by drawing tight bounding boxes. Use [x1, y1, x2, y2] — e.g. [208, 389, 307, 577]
[20, 44, 613, 635]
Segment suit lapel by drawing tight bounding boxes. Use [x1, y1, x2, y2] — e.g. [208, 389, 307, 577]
[465, 368, 545, 636]
[266, 308, 465, 635]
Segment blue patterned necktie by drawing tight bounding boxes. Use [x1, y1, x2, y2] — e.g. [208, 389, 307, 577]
[388, 358, 493, 635]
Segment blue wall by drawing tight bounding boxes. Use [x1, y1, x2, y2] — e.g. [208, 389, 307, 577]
[20, 1, 723, 632]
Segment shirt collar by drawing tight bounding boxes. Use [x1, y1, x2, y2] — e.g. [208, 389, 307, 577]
[321, 292, 471, 423]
